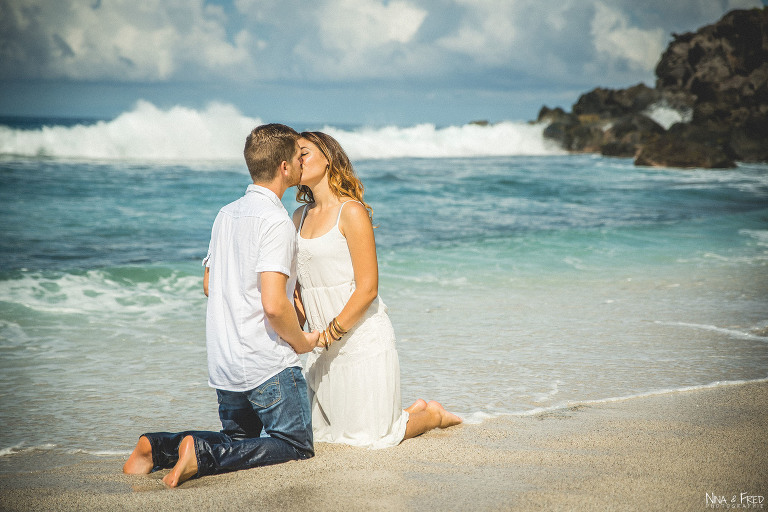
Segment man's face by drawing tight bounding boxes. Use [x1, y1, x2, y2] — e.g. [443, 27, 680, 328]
[286, 142, 303, 187]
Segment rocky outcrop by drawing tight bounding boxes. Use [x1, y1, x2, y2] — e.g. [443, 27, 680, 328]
[539, 84, 670, 157]
[538, 8, 768, 168]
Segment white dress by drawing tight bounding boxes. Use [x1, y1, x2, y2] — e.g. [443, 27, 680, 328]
[297, 202, 409, 449]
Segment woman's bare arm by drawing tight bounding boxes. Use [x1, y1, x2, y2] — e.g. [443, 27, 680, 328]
[335, 201, 379, 331]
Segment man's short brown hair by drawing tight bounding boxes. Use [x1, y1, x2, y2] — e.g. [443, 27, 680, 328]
[244, 124, 300, 183]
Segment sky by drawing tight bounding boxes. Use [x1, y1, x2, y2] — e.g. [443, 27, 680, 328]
[0, 0, 764, 126]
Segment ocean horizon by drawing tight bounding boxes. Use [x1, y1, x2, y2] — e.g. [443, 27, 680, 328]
[1, 103, 766, 461]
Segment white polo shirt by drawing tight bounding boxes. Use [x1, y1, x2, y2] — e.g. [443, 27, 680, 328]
[203, 184, 300, 391]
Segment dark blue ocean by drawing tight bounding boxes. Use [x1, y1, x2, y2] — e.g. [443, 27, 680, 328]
[1, 104, 767, 460]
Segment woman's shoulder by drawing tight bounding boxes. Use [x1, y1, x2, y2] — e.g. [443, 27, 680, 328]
[338, 199, 372, 234]
[339, 199, 368, 218]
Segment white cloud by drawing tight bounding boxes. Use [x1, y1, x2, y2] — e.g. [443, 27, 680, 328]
[436, 1, 517, 65]
[285, 0, 429, 78]
[434, 0, 595, 78]
[0, 0, 762, 90]
[319, 0, 426, 52]
[0, 0, 253, 81]
[232, 0, 430, 79]
[591, 2, 665, 73]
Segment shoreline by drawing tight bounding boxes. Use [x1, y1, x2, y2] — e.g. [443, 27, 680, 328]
[1, 380, 766, 511]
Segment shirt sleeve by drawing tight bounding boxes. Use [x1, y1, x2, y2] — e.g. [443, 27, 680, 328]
[254, 216, 296, 277]
[202, 238, 214, 267]
[202, 212, 221, 267]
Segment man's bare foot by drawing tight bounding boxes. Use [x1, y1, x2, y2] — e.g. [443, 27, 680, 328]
[123, 436, 154, 474]
[162, 436, 198, 488]
[405, 399, 428, 414]
[427, 401, 463, 428]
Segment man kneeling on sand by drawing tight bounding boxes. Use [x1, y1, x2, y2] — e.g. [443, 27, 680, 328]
[123, 124, 321, 487]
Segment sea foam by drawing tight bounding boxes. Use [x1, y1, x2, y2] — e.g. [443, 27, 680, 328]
[0, 268, 203, 328]
[0, 443, 57, 457]
[0, 101, 259, 162]
[643, 100, 692, 130]
[0, 101, 563, 162]
[655, 321, 768, 342]
[323, 121, 563, 160]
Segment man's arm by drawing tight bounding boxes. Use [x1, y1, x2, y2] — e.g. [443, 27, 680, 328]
[261, 271, 319, 354]
[203, 267, 210, 297]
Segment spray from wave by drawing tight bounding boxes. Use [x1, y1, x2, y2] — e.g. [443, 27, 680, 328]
[0, 101, 563, 162]
[0, 101, 259, 162]
[642, 100, 692, 130]
[322, 121, 562, 159]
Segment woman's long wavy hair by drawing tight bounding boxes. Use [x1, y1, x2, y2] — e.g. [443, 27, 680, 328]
[296, 131, 373, 222]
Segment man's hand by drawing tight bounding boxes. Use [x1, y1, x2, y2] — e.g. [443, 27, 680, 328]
[306, 330, 322, 350]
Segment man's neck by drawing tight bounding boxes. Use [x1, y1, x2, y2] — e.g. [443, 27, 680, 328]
[253, 179, 285, 199]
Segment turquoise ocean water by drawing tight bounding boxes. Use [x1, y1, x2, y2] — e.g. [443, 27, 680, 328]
[1, 104, 766, 462]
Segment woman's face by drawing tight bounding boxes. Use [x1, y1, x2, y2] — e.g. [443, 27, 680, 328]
[298, 138, 329, 187]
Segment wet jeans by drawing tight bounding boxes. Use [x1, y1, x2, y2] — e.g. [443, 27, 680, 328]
[142, 366, 313, 477]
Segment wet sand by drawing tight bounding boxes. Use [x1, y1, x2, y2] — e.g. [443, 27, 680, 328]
[1, 381, 766, 511]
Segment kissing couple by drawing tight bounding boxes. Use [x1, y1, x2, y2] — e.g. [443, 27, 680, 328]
[123, 124, 461, 487]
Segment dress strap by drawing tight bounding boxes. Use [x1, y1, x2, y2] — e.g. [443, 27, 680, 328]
[299, 204, 310, 231]
[335, 200, 364, 226]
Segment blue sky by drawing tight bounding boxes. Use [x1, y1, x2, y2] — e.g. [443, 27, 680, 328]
[0, 0, 763, 125]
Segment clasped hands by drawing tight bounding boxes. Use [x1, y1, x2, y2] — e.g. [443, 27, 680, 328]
[311, 317, 348, 351]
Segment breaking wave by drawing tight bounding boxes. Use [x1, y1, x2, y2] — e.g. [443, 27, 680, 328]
[0, 101, 563, 162]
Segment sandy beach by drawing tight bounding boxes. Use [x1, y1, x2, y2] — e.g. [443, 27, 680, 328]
[1, 380, 766, 511]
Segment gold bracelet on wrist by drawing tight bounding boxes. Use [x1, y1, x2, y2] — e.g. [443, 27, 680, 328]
[327, 322, 339, 341]
[323, 317, 349, 351]
[330, 317, 347, 339]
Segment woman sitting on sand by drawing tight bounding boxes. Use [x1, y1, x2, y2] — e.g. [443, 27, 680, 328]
[293, 131, 462, 448]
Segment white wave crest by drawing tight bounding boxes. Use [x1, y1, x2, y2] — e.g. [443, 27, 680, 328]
[0, 269, 202, 324]
[0, 101, 260, 161]
[323, 121, 564, 160]
[655, 321, 768, 342]
[69, 449, 131, 457]
[514, 377, 768, 418]
[444, 377, 768, 426]
[0, 101, 562, 162]
[0, 443, 57, 457]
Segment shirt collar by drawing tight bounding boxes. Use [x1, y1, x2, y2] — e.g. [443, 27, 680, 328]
[246, 184, 284, 209]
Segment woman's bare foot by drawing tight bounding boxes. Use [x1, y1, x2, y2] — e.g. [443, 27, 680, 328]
[403, 400, 463, 440]
[405, 399, 428, 414]
[123, 436, 154, 474]
[162, 436, 198, 488]
[427, 401, 463, 428]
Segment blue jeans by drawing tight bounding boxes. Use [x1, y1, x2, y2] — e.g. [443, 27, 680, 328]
[142, 366, 313, 477]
